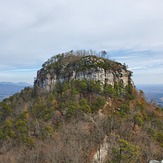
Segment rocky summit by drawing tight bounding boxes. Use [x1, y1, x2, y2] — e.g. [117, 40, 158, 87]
[35, 50, 133, 92]
[0, 50, 162, 163]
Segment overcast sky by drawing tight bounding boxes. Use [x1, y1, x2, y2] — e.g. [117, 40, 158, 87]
[0, 0, 163, 85]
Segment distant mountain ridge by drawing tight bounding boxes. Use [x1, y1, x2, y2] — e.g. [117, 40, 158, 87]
[0, 82, 31, 86]
[136, 84, 163, 106]
[0, 82, 32, 101]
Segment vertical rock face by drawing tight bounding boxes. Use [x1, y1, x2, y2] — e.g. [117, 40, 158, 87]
[34, 54, 133, 92]
[36, 69, 57, 92]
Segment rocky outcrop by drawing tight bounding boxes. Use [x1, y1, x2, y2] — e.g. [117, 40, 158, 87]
[93, 135, 109, 163]
[34, 54, 133, 92]
[149, 160, 163, 163]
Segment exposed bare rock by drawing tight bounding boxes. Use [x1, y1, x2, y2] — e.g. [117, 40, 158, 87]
[34, 53, 133, 92]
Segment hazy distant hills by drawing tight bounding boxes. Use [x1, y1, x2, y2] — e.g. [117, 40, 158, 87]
[136, 84, 163, 107]
[0, 82, 32, 101]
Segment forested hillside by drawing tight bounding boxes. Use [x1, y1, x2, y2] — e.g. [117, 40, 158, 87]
[0, 51, 162, 163]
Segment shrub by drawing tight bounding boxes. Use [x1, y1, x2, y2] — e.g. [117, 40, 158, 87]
[91, 96, 106, 112]
[42, 125, 53, 139]
[0, 129, 4, 139]
[133, 113, 144, 126]
[66, 102, 79, 118]
[87, 80, 101, 93]
[112, 139, 140, 163]
[119, 103, 130, 117]
[75, 79, 87, 93]
[2, 104, 12, 116]
[79, 98, 91, 113]
[23, 137, 35, 147]
[103, 84, 116, 97]
[155, 131, 163, 146]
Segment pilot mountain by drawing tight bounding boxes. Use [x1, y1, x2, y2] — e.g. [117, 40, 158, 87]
[0, 50, 162, 163]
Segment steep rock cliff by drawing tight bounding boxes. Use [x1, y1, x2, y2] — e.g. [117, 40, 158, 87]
[34, 52, 133, 92]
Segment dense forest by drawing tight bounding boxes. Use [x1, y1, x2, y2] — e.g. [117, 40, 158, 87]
[0, 51, 162, 163]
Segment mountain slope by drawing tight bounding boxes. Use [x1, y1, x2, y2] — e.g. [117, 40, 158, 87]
[0, 50, 162, 163]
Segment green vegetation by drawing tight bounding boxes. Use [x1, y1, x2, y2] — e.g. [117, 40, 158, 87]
[112, 139, 140, 163]
[0, 51, 162, 162]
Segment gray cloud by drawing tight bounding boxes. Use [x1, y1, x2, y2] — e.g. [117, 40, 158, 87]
[0, 0, 163, 84]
